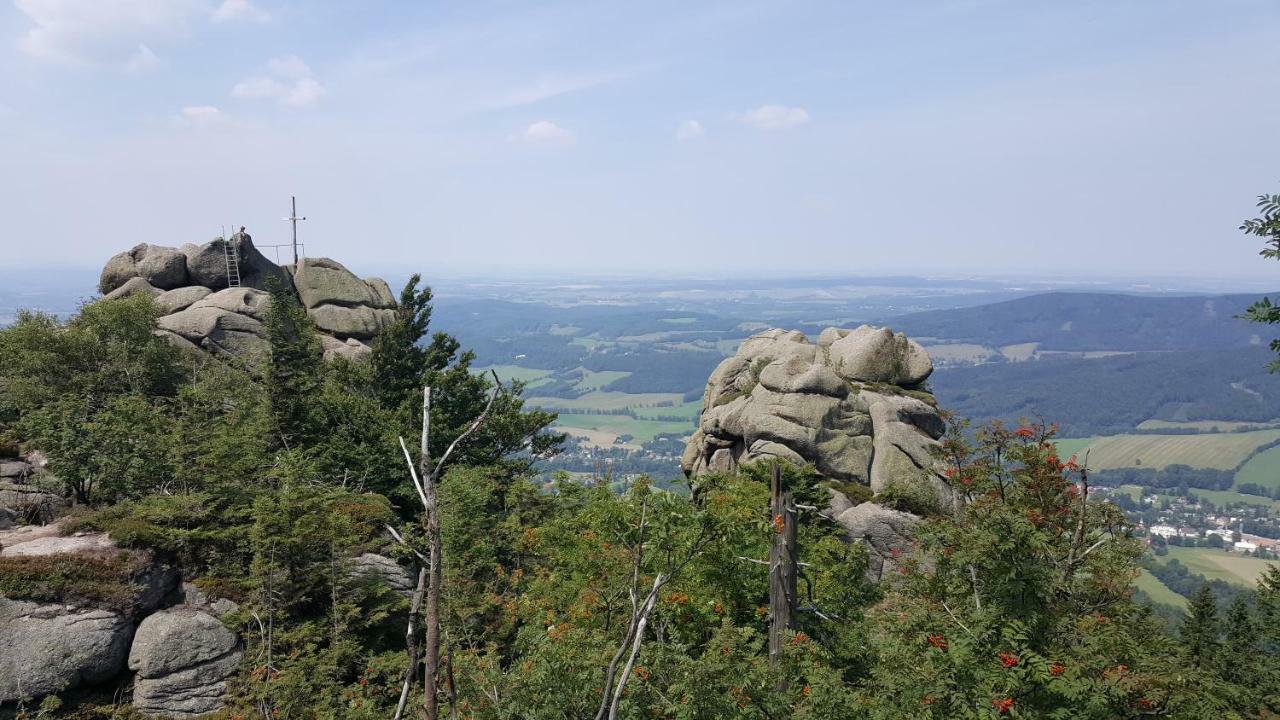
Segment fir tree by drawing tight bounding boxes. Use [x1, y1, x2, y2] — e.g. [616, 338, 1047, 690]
[1181, 583, 1220, 670]
[263, 277, 322, 450]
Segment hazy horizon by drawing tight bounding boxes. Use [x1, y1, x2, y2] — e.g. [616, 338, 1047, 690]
[2, 1, 1280, 278]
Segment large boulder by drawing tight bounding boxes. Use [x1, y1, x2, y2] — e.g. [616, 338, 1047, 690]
[0, 600, 134, 702]
[181, 232, 288, 293]
[308, 304, 394, 340]
[104, 276, 162, 302]
[155, 286, 213, 315]
[157, 306, 267, 357]
[189, 287, 271, 321]
[823, 326, 933, 387]
[830, 502, 921, 582]
[348, 553, 416, 599]
[293, 257, 378, 309]
[98, 244, 189, 294]
[129, 608, 243, 719]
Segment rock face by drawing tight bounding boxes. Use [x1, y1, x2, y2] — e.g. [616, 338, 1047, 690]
[96, 231, 397, 362]
[682, 326, 955, 578]
[0, 600, 134, 702]
[349, 553, 416, 599]
[129, 609, 243, 719]
[0, 522, 180, 704]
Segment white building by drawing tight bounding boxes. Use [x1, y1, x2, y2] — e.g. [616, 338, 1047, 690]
[1235, 540, 1258, 552]
[1148, 525, 1179, 538]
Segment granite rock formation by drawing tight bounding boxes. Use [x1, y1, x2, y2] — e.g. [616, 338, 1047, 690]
[97, 232, 396, 361]
[681, 326, 956, 580]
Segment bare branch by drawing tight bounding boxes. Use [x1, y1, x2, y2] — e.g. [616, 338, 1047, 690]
[430, 370, 504, 480]
[399, 436, 430, 510]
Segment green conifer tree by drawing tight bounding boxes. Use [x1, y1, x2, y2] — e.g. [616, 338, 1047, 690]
[263, 277, 323, 449]
[1181, 583, 1220, 670]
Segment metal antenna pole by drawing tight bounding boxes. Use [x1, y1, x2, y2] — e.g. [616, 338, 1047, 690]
[285, 196, 306, 265]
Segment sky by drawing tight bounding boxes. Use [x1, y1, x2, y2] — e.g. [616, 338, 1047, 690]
[1, 0, 1279, 280]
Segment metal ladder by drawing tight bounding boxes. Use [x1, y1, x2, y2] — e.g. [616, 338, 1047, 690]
[223, 236, 242, 288]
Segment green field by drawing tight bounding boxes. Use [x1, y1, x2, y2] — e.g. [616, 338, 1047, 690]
[572, 368, 631, 391]
[553, 413, 692, 443]
[660, 317, 698, 324]
[527, 391, 685, 412]
[476, 364, 555, 389]
[1156, 546, 1277, 587]
[631, 400, 702, 421]
[1138, 419, 1278, 432]
[1176, 488, 1280, 512]
[548, 324, 582, 336]
[1054, 438, 1095, 461]
[1234, 444, 1280, 492]
[1060, 430, 1280, 471]
[1133, 569, 1187, 609]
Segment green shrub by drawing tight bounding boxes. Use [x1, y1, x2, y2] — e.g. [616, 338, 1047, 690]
[0, 550, 152, 612]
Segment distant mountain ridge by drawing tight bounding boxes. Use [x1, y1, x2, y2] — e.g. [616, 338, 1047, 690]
[885, 291, 1274, 352]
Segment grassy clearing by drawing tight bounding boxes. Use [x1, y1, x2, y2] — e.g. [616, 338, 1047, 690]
[527, 391, 685, 412]
[1234, 444, 1280, 492]
[1133, 569, 1187, 609]
[553, 414, 692, 443]
[572, 368, 631, 392]
[1062, 430, 1280, 471]
[1157, 546, 1277, 587]
[660, 317, 698, 324]
[477, 365, 555, 389]
[548, 324, 581, 336]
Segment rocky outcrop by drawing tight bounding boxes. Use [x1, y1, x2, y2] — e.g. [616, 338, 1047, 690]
[0, 522, 180, 703]
[0, 600, 134, 702]
[96, 232, 396, 362]
[682, 326, 955, 579]
[349, 552, 416, 598]
[129, 609, 243, 719]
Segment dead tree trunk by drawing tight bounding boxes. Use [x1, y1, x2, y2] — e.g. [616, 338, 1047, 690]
[388, 374, 503, 720]
[768, 462, 796, 684]
[421, 387, 442, 720]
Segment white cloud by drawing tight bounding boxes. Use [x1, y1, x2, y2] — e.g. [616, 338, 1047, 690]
[676, 119, 705, 141]
[211, 0, 269, 23]
[743, 104, 811, 130]
[125, 43, 159, 72]
[14, 0, 200, 67]
[266, 54, 311, 79]
[177, 105, 228, 127]
[520, 120, 575, 146]
[231, 55, 325, 108]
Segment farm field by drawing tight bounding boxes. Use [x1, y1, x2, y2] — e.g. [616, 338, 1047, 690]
[1133, 570, 1187, 609]
[477, 364, 555, 389]
[1053, 438, 1096, 460]
[527, 391, 685, 412]
[1234, 445, 1280, 492]
[552, 413, 692, 444]
[631, 400, 702, 421]
[1138, 419, 1278, 432]
[1165, 488, 1280, 512]
[1156, 546, 1277, 587]
[572, 368, 632, 391]
[1059, 430, 1280, 471]
[922, 343, 996, 365]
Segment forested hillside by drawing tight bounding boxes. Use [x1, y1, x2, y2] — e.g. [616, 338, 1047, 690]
[932, 347, 1280, 436]
[890, 292, 1269, 351]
